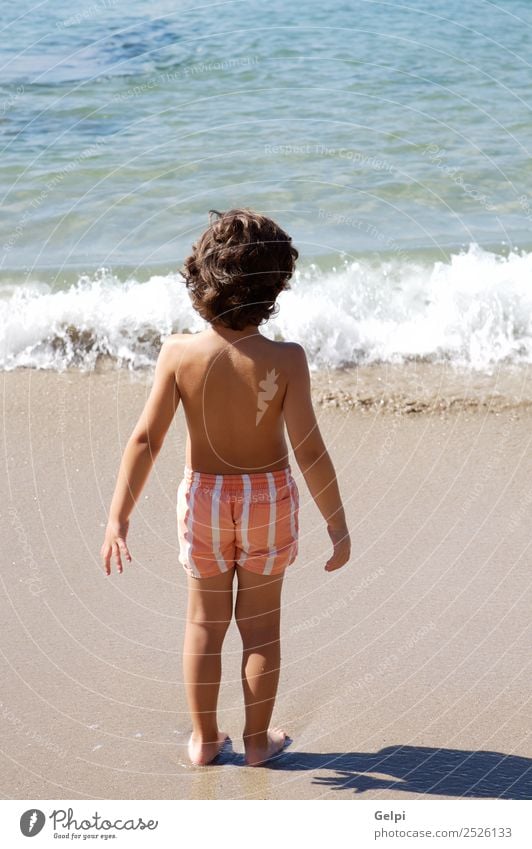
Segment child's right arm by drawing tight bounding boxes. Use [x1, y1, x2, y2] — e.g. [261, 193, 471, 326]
[282, 343, 351, 572]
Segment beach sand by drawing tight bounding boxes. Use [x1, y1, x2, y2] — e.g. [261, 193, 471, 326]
[1, 367, 531, 800]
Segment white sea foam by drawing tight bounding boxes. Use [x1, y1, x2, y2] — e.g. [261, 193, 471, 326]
[1, 245, 531, 372]
[0, 268, 204, 372]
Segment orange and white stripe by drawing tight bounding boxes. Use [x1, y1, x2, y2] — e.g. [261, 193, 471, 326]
[177, 466, 299, 579]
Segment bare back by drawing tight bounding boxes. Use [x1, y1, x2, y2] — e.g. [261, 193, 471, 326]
[173, 327, 293, 473]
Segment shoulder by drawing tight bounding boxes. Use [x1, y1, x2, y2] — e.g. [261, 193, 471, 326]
[160, 331, 199, 357]
[164, 331, 211, 345]
[263, 340, 309, 381]
[163, 332, 190, 346]
[262, 337, 307, 359]
[278, 341, 309, 369]
[279, 341, 307, 357]
[158, 334, 180, 358]
[154, 334, 192, 375]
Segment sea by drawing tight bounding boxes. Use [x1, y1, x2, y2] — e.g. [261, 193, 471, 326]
[1, 0, 532, 384]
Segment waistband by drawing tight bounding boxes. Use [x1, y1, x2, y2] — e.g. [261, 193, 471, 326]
[183, 464, 293, 490]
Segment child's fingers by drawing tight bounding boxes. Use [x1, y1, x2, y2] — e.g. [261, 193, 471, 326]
[113, 541, 123, 574]
[101, 537, 131, 577]
[100, 544, 111, 576]
[325, 551, 340, 570]
[325, 543, 350, 571]
[325, 557, 343, 571]
[117, 538, 132, 564]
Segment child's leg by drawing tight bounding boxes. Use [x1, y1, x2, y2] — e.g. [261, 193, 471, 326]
[235, 565, 288, 765]
[183, 569, 234, 765]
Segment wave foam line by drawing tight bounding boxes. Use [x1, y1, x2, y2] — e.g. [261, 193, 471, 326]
[1, 244, 532, 372]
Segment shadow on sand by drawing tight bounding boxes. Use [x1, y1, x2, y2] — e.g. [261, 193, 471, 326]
[259, 744, 532, 798]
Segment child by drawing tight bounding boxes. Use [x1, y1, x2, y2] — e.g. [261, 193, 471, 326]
[100, 208, 351, 767]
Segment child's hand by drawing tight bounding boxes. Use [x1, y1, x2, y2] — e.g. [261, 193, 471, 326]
[325, 524, 351, 572]
[100, 519, 132, 576]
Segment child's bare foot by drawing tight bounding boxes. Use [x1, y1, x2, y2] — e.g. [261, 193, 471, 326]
[244, 727, 291, 766]
[187, 731, 230, 766]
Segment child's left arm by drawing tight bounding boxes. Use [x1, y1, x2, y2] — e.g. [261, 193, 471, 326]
[100, 338, 181, 576]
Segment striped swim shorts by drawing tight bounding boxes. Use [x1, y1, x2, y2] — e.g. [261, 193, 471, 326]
[177, 465, 299, 579]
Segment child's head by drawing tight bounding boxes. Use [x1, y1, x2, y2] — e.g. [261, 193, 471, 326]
[182, 208, 298, 330]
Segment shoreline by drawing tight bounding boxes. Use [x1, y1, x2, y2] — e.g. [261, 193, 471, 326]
[310, 362, 532, 414]
[3, 361, 532, 416]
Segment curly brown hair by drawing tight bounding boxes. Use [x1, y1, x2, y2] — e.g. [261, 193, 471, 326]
[181, 208, 299, 330]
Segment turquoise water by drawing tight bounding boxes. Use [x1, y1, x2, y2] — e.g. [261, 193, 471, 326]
[1, 0, 532, 369]
[2, 0, 531, 270]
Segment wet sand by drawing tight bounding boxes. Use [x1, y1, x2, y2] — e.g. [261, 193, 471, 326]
[1, 368, 531, 800]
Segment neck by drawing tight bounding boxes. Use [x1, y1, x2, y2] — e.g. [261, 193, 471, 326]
[209, 323, 261, 340]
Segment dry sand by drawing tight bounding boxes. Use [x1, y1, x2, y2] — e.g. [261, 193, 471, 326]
[1, 368, 531, 800]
